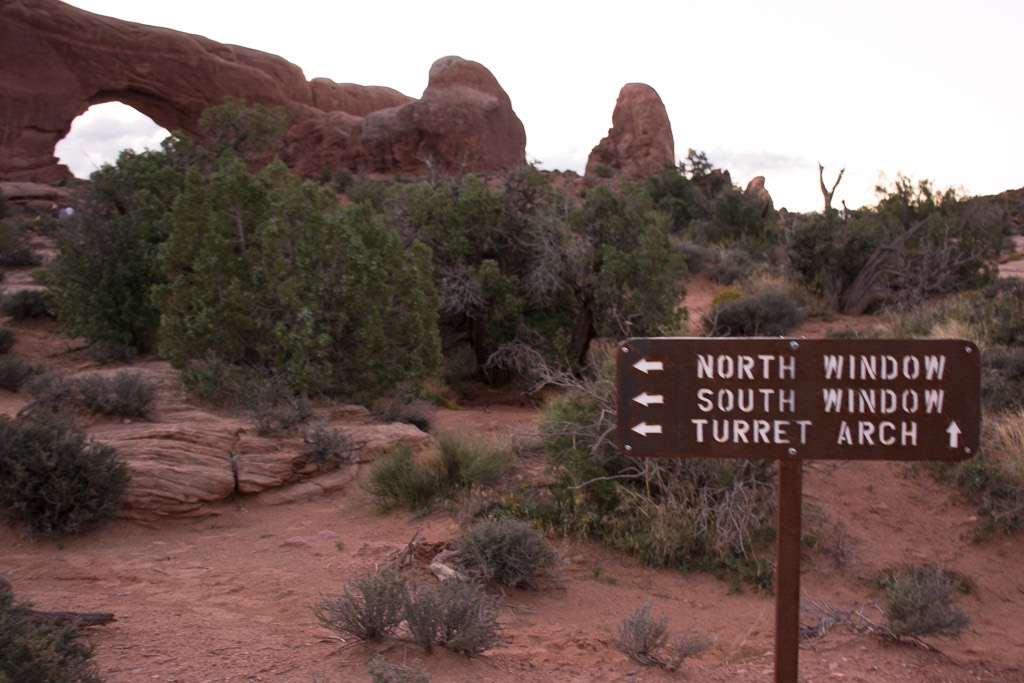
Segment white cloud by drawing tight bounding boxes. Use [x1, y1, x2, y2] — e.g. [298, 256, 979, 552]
[55, 103, 169, 178]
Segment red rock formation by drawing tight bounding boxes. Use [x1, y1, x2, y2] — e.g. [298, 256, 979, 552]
[586, 83, 675, 179]
[0, 0, 526, 183]
[744, 176, 775, 217]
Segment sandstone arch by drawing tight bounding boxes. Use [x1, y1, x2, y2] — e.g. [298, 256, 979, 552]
[0, 0, 526, 183]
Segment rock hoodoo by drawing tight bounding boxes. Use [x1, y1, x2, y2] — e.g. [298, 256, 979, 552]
[586, 83, 675, 179]
[0, 0, 526, 183]
[744, 175, 775, 217]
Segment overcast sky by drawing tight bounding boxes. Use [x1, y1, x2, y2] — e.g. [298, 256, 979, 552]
[57, 0, 1022, 213]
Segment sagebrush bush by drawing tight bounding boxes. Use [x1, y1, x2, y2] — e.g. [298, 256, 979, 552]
[617, 604, 669, 667]
[0, 354, 36, 391]
[403, 579, 500, 655]
[703, 289, 804, 337]
[879, 564, 969, 639]
[312, 569, 406, 642]
[0, 220, 40, 267]
[300, 421, 357, 469]
[0, 327, 15, 354]
[0, 588, 102, 683]
[0, 289, 51, 319]
[0, 415, 129, 538]
[74, 371, 156, 418]
[457, 517, 558, 589]
[23, 372, 75, 413]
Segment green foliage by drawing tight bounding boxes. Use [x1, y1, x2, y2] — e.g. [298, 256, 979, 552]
[877, 565, 969, 640]
[703, 289, 804, 337]
[786, 176, 1004, 311]
[1, 289, 51, 319]
[46, 146, 184, 352]
[0, 416, 129, 539]
[0, 355, 36, 391]
[436, 433, 514, 489]
[591, 163, 614, 179]
[387, 168, 685, 380]
[156, 158, 440, 401]
[363, 435, 513, 510]
[198, 96, 290, 161]
[457, 517, 559, 589]
[363, 443, 442, 510]
[312, 569, 406, 641]
[0, 589, 102, 683]
[0, 219, 40, 267]
[0, 327, 13, 354]
[73, 371, 155, 418]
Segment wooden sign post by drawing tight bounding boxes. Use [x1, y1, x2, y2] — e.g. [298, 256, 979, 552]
[616, 337, 981, 683]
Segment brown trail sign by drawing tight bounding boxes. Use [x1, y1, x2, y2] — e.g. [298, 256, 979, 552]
[615, 337, 981, 683]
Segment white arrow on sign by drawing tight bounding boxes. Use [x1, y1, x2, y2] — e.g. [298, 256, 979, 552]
[946, 421, 962, 448]
[633, 392, 664, 407]
[632, 358, 664, 374]
[631, 422, 663, 437]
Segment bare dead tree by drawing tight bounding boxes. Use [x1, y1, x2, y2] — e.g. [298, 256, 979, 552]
[819, 162, 845, 214]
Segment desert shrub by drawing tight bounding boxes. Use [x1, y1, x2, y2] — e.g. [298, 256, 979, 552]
[0, 415, 129, 538]
[0, 289, 51, 319]
[703, 245, 757, 285]
[591, 163, 614, 179]
[403, 579, 500, 655]
[312, 569, 406, 642]
[457, 517, 558, 589]
[0, 327, 13, 354]
[0, 354, 36, 391]
[179, 358, 251, 406]
[332, 168, 354, 194]
[980, 346, 1024, 413]
[877, 565, 969, 640]
[930, 410, 1024, 534]
[300, 422, 357, 469]
[363, 443, 442, 509]
[251, 393, 311, 435]
[22, 372, 75, 413]
[375, 397, 433, 432]
[74, 371, 156, 418]
[436, 433, 514, 490]
[616, 604, 711, 670]
[367, 656, 429, 683]
[703, 289, 804, 337]
[617, 604, 669, 666]
[0, 220, 40, 267]
[539, 351, 777, 584]
[86, 342, 138, 365]
[0, 589, 102, 683]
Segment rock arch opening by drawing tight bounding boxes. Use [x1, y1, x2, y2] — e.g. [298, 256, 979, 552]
[55, 102, 169, 179]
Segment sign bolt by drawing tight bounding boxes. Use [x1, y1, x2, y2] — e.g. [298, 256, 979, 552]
[788, 447, 797, 456]
[790, 341, 799, 350]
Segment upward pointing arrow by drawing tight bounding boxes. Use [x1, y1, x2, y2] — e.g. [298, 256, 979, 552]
[633, 358, 664, 374]
[946, 421, 962, 448]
